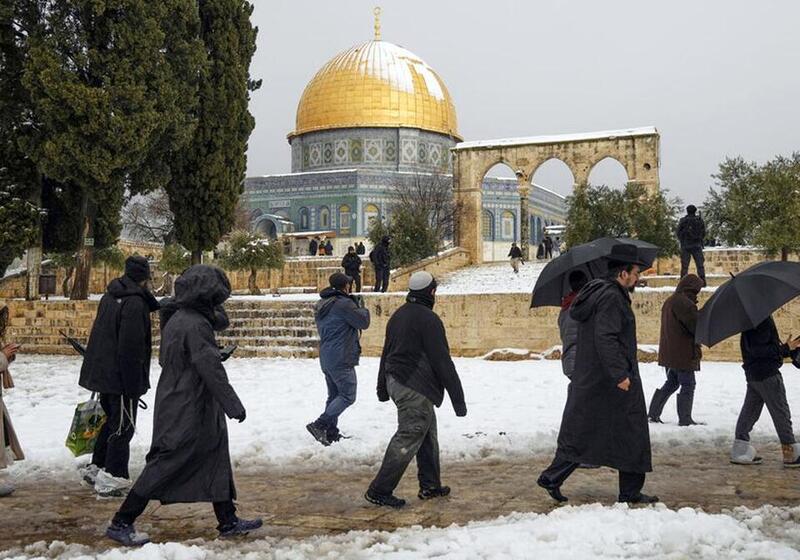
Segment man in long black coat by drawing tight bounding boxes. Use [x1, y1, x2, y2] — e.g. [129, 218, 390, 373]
[341, 246, 363, 292]
[372, 236, 391, 292]
[79, 256, 159, 497]
[537, 244, 658, 504]
[105, 266, 261, 546]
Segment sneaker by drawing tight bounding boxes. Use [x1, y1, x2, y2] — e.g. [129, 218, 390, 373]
[782, 443, 800, 468]
[418, 486, 450, 500]
[79, 464, 100, 487]
[94, 470, 131, 498]
[327, 427, 342, 443]
[105, 522, 150, 546]
[364, 488, 406, 508]
[219, 518, 263, 538]
[620, 493, 659, 504]
[306, 422, 331, 447]
[536, 477, 568, 503]
[0, 481, 15, 497]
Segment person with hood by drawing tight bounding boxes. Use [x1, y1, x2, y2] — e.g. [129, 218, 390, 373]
[306, 272, 370, 446]
[105, 265, 260, 546]
[79, 256, 159, 497]
[559, 270, 588, 379]
[372, 236, 391, 292]
[366, 272, 467, 508]
[648, 274, 704, 425]
[508, 242, 523, 274]
[677, 205, 706, 283]
[537, 244, 658, 504]
[0, 306, 23, 497]
[356, 241, 366, 255]
[309, 237, 319, 256]
[730, 315, 800, 467]
[325, 239, 334, 256]
[341, 246, 363, 292]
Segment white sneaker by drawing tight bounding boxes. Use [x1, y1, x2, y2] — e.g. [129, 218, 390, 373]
[94, 469, 131, 498]
[730, 439, 763, 465]
[79, 464, 100, 487]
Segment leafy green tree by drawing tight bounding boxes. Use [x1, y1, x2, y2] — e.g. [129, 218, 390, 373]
[703, 157, 759, 247]
[167, 0, 260, 264]
[219, 230, 284, 295]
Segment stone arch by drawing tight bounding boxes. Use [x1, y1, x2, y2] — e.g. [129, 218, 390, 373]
[338, 204, 352, 235]
[319, 206, 331, 229]
[482, 209, 495, 241]
[253, 215, 279, 239]
[587, 156, 630, 188]
[298, 207, 309, 230]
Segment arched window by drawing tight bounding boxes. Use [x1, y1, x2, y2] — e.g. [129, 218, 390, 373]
[299, 207, 309, 230]
[501, 210, 515, 240]
[364, 203, 380, 231]
[482, 210, 494, 240]
[319, 206, 330, 229]
[339, 204, 351, 235]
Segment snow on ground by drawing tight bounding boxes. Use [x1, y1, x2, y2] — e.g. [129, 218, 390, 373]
[437, 261, 548, 294]
[4, 356, 799, 479]
[4, 504, 800, 559]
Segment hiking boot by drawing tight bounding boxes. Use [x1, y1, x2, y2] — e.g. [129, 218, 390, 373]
[782, 443, 800, 468]
[306, 422, 331, 447]
[327, 427, 342, 443]
[677, 394, 704, 426]
[105, 521, 150, 546]
[219, 518, 263, 538]
[365, 488, 406, 508]
[536, 477, 568, 503]
[94, 470, 131, 498]
[79, 464, 100, 487]
[418, 486, 450, 500]
[620, 493, 659, 504]
[730, 439, 763, 465]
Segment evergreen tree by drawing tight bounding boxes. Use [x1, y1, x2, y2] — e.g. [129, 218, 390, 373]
[167, 0, 260, 264]
[220, 230, 283, 295]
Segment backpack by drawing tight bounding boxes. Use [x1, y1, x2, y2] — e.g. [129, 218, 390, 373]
[683, 216, 704, 243]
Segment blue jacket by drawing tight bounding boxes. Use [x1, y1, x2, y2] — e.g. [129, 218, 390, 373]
[315, 287, 370, 371]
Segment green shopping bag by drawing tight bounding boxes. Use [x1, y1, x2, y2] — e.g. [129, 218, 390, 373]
[65, 393, 106, 457]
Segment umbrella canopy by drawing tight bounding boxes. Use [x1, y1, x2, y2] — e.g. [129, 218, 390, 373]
[530, 237, 659, 308]
[695, 261, 800, 347]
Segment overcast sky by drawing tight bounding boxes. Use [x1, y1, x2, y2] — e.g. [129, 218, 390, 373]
[247, 0, 800, 202]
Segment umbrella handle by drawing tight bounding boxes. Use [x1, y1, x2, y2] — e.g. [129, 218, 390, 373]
[729, 272, 736, 278]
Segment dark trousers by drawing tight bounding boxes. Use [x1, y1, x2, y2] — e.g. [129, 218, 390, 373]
[92, 394, 138, 479]
[370, 376, 440, 495]
[660, 368, 696, 396]
[735, 374, 796, 444]
[680, 246, 705, 281]
[374, 267, 390, 293]
[346, 271, 362, 292]
[316, 367, 357, 430]
[114, 491, 237, 531]
[539, 457, 645, 501]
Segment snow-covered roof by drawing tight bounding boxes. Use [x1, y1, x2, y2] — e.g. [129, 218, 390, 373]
[453, 126, 658, 151]
[281, 230, 336, 239]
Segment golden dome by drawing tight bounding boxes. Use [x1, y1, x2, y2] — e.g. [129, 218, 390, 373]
[289, 40, 461, 141]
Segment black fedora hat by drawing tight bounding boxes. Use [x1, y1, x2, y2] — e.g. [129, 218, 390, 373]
[607, 243, 650, 267]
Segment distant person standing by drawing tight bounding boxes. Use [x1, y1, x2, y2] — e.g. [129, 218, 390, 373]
[553, 237, 563, 257]
[325, 240, 334, 256]
[372, 236, 391, 293]
[309, 237, 319, 257]
[544, 236, 554, 259]
[648, 274, 704, 426]
[306, 273, 370, 446]
[366, 272, 466, 508]
[536, 241, 545, 260]
[508, 242, 523, 274]
[356, 241, 366, 255]
[677, 205, 706, 284]
[341, 246, 363, 292]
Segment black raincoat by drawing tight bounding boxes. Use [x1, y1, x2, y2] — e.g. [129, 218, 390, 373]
[555, 279, 652, 473]
[130, 265, 245, 504]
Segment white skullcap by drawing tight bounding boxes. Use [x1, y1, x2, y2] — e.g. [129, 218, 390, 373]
[409, 271, 435, 291]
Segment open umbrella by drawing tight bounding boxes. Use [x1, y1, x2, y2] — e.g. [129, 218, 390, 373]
[530, 237, 659, 307]
[695, 261, 800, 347]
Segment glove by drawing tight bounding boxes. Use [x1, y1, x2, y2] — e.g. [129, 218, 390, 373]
[454, 402, 467, 417]
[377, 388, 390, 402]
[233, 410, 246, 423]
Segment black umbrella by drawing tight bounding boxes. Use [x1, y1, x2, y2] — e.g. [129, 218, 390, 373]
[695, 261, 800, 347]
[60, 330, 86, 356]
[530, 237, 659, 308]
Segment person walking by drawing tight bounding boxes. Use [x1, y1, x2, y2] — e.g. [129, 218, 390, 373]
[730, 315, 800, 467]
[648, 274, 704, 426]
[341, 246, 363, 292]
[558, 271, 588, 379]
[365, 272, 467, 508]
[372, 236, 391, 293]
[544, 236, 554, 259]
[677, 205, 706, 284]
[508, 242, 523, 274]
[537, 245, 658, 504]
[0, 306, 24, 498]
[79, 256, 159, 497]
[309, 237, 319, 257]
[105, 265, 260, 546]
[306, 273, 370, 446]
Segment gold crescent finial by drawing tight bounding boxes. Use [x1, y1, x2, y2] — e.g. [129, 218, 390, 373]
[373, 6, 382, 40]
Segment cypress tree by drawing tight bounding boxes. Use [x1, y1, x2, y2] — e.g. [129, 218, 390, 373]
[167, 0, 260, 264]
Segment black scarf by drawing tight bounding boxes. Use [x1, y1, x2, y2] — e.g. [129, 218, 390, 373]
[406, 290, 435, 309]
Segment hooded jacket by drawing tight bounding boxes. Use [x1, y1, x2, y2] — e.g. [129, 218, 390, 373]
[658, 275, 703, 371]
[372, 239, 390, 269]
[741, 316, 790, 382]
[314, 287, 370, 372]
[79, 275, 159, 397]
[341, 253, 362, 276]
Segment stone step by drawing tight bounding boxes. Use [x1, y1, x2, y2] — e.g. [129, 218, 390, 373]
[232, 346, 318, 359]
[220, 326, 317, 338]
[225, 308, 314, 319]
[226, 317, 316, 328]
[225, 301, 317, 311]
[214, 335, 319, 348]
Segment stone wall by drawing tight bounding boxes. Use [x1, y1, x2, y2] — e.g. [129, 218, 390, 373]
[653, 248, 797, 276]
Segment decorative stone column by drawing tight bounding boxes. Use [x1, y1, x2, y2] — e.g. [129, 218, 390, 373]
[515, 170, 531, 260]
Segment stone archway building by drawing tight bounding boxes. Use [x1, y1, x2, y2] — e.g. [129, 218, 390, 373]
[452, 126, 660, 263]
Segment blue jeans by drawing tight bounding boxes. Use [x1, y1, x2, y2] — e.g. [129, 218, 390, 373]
[317, 367, 357, 429]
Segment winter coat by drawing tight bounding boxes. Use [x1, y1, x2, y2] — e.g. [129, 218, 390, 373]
[373, 241, 390, 269]
[741, 316, 790, 382]
[309, 240, 318, 256]
[376, 294, 467, 416]
[0, 353, 24, 469]
[341, 253, 362, 276]
[557, 292, 580, 378]
[556, 279, 652, 473]
[315, 287, 370, 372]
[79, 276, 159, 398]
[325, 241, 334, 256]
[356, 243, 366, 255]
[677, 214, 706, 249]
[658, 275, 703, 371]
[130, 266, 245, 504]
[508, 246, 523, 259]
